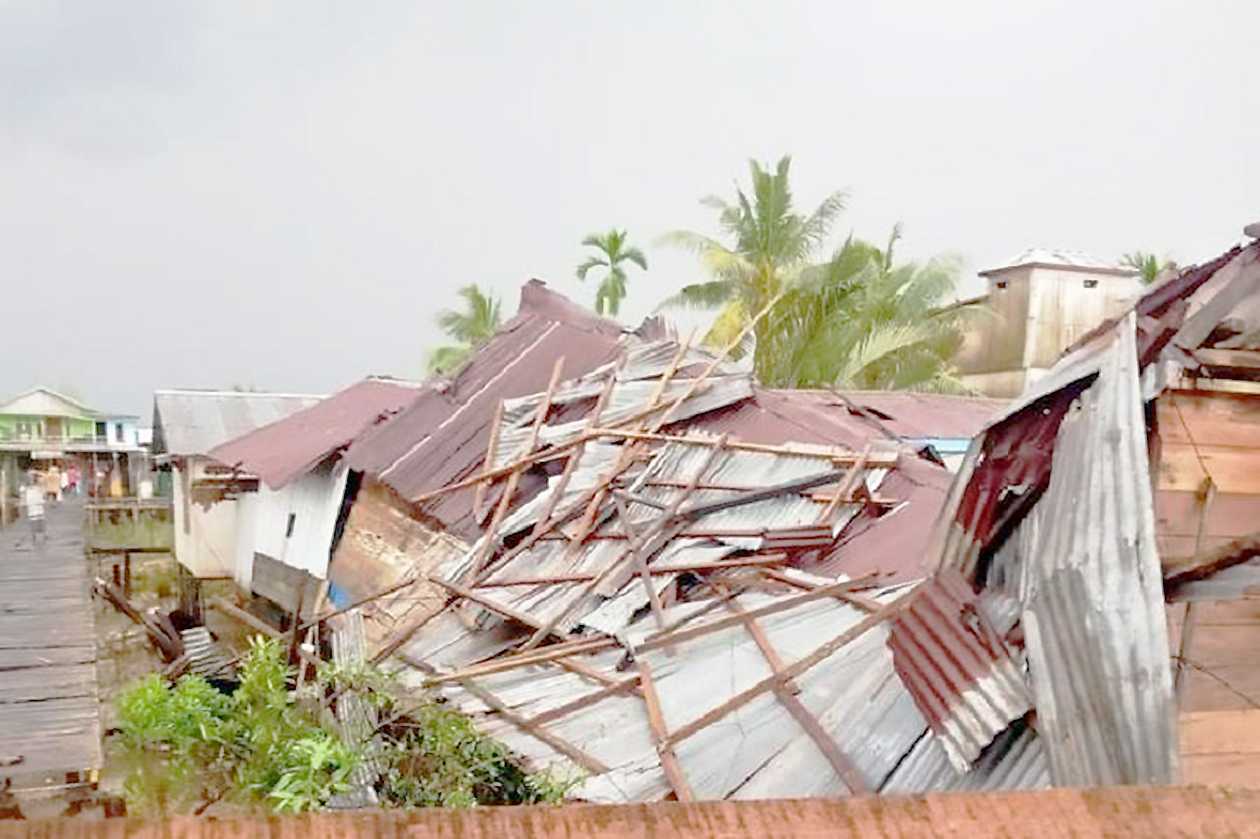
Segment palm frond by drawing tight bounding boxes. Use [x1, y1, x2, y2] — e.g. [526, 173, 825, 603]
[576, 256, 608, 281]
[622, 246, 648, 272]
[655, 280, 735, 311]
[427, 344, 472, 376]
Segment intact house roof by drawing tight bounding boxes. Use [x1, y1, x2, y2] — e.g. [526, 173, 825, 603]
[0, 386, 105, 419]
[208, 377, 426, 489]
[151, 389, 324, 457]
[979, 247, 1138, 277]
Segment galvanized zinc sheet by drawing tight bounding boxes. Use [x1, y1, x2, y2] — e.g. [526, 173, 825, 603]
[152, 389, 323, 456]
[437, 587, 925, 803]
[881, 719, 1049, 794]
[1017, 315, 1177, 785]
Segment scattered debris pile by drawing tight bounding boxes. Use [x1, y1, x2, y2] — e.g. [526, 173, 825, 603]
[320, 332, 1033, 802]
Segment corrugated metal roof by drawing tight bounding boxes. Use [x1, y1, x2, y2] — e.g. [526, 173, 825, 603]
[881, 719, 1049, 794]
[208, 378, 425, 489]
[692, 389, 1003, 451]
[932, 316, 1178, 786]
[979, 248, 1136, 277]
[151, 389, 323, 456]
[432, 586, 923, 803]
[1017, 316, 1176, 784]
[887, 568, 1031, 773]
[0, 386, 99, 419]
[7, 786, 1258, 838]
[344, 281, 626, 539]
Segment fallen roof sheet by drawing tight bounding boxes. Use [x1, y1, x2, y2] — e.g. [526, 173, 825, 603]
[321, 285, 1028, 804]
[927, 239, 1260, 787]
[888, 568, 1031, 773]
[207, 377, 425, 489]
[151, 389, 323, 456]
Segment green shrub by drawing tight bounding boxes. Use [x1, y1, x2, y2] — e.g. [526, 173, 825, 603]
[114, 635, 576, 814]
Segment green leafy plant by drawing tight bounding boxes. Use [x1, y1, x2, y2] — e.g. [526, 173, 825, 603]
[114, 635, 574, 814]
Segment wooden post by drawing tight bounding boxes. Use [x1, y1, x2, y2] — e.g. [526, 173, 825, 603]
[287, 585, 307, 668]
[1, 460, 7, 528]
[1175, 602, 1197, 704]
[123, 552, 132, 598]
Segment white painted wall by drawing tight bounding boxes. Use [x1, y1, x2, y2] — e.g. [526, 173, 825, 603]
[172, 456, 239, 578]
[232, 461, 350, 593]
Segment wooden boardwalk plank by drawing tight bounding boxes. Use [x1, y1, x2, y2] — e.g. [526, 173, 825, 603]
[0, 498, 103, 779]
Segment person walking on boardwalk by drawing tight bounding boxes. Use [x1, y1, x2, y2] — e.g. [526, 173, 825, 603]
[21, 474, 45, 545]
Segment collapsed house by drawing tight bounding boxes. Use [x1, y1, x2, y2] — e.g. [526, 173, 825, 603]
[301, 233, 1260, 801]
[193, 281, 989, 802]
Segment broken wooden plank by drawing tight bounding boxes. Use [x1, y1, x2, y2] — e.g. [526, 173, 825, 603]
[209, 596, 321, 669]
[472, 399, 506, 525]
[455, 675, 610, 776]
[613, 493, 667, 631]
[425, 576, 875, 688]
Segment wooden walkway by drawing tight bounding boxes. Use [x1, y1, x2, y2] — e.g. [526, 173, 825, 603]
[0, 497, 102, 787]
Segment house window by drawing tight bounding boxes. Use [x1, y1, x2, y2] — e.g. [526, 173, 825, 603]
[996, 280, 1008, 290]
[95, 421, 107, 442]
[285, 513, 296, 538]
[115, 423, 125, 443]
[1083, 279, 1098, 289]
[15, 421, 32, 439]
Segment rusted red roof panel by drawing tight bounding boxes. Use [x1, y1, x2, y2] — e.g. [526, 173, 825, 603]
[691, 389, 1002, 449]
[344, 281, 624, 539]
[888, 567, 1031, 770]
[207, 378, 425, 489]
[801, 454, 955, 584]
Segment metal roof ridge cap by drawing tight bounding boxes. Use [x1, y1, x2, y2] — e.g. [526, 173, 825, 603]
[378, 321, 563, 485]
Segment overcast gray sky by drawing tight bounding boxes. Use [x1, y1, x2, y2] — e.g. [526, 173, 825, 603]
[3, 1, 1257, 416]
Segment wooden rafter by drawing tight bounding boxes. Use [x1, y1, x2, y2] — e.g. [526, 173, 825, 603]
[636, 659, 694, 802]
[467, 357, 566, 580]
[661, 588, 916, 749]
[722, 596, 870, 795]
[473, 399, 505, 524]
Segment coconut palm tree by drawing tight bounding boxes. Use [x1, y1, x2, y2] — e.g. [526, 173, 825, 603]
[576, 229, 648, 317]
[1121, 251, 1177, 285]
[763, 225, 982, 391]
[658, 155, 847, 373]
[427, 284, 503, 375]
